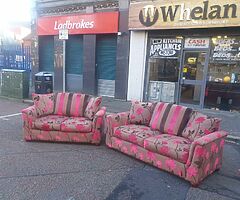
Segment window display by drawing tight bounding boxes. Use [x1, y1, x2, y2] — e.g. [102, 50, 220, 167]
[205, 36, 240, 111]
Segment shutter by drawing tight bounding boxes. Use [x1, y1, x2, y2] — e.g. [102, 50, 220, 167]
[66, 35, 83, 74]
[39, 36, 54, 72]
[96, 34, 117, 97]
[65, 35, 83, 92]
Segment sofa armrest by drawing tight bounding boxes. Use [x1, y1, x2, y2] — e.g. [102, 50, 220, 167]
[93, 107, 106, 130]
[92, 107, 106, 141]
[186, 131, 228, 185]
[105, 111, 130, 136]
[21, 106, 38, 128]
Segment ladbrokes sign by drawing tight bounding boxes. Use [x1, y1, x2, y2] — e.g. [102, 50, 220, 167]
[129, 0, 240, 30]
[37, 12, 119, 35]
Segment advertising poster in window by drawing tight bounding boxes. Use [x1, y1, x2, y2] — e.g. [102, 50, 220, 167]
[149, 38, 182, 59]
[211, 37, 240, 62]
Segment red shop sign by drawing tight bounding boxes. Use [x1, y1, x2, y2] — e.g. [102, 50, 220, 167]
[37, 12, 119, 35]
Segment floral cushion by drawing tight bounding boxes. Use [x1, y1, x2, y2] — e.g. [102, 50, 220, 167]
[61, 117, 92, 132]
[149, 102, 192, 135]
[182, 111, 221, 141]
[32, 93, 55, 117]
[144, 134, 191, 164]
[84, 96, 102, 120]
[129, 101, 155, 125]
[113, 124, 160, 147]
[33, 115, 69, 131]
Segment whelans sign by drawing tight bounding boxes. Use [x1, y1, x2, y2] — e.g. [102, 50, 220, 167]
[129, 0, 240, 30]
[37, 12, 119, 35]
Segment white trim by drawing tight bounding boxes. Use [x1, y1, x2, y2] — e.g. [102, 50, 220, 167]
[0, 113, 21, 119]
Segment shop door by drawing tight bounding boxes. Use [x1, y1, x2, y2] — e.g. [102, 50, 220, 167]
[39, 36, 54, 72]
[96, 35, 117, 97]
[66, 35, 83, 92]
[179, 51, 209, 108]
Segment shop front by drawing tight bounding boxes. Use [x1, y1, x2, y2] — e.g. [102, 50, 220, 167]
[128, 0, 240, 111]
[32, 0, 130, 100]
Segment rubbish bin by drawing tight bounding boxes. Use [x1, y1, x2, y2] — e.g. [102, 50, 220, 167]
[35, 72, 53, 94]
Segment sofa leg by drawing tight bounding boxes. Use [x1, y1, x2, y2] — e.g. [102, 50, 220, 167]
[191, 183, 200, 188]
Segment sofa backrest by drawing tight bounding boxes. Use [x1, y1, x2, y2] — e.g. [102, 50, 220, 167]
[149, 102, 192, 136]
[53, 93, 90, 117]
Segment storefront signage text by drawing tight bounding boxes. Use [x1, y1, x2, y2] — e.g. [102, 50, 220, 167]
[37, 12, 119, 35]
[185, 38, 210, 48]
[129, 0, 240, 29]
[150, 38, 182, 58]
[211, 37, 240, 62]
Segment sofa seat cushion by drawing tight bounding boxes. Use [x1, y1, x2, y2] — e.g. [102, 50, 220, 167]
[33, 115, 69, 131]
[144, 134, 191, 164]
[60, 117, 92, 132]
[113, 125, 160, 147]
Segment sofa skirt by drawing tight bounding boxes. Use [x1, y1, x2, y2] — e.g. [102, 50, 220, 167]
[23, 126, 101, 145]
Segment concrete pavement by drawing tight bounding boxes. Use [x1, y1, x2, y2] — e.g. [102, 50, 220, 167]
[0, 97, 239, 200]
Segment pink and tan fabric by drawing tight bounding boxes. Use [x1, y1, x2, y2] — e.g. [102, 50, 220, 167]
[84, 96, 102, 120]
[113, 125, 160, 147]
[186, 131, 228, 185]
[53, 93, 90, 117]
[61, 117, 92, 132]
[33, 115, 69, 131]
[150, 103, 192, 135]
[22, 99, 106, 145]
[22, 106, 38, 128]
[144, 134, 191, 164]
[23, 128, 100, 144]
[109, 136, 187, 179]
[129, 101, 155, 125]
[32, 93, 55, 117]
[182, 111, 221, 141]
[105, 105, 228, 186]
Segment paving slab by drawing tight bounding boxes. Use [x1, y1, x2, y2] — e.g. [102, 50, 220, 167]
[186, 188, 235, 200]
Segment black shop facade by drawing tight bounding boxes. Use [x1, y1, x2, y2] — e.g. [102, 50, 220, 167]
[128, 0, 240, 111]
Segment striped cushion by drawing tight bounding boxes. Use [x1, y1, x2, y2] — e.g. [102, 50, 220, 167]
[53, 93, 90, 117]
[149, 102, 192, 135]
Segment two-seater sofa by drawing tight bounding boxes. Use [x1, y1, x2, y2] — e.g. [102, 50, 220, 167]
[105, 101, 228, 186]
[22, 92, 106, 144]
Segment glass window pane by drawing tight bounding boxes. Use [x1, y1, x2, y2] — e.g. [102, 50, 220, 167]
[182, 52, 206, 81]
[149, 58, 179, 82]
[180, 84, 201, 105]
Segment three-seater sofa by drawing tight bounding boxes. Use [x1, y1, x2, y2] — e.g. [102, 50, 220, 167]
[105, 101, 228, 186]
[22, 92, 106, 145]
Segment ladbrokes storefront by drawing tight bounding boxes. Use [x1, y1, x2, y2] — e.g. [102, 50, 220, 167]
[127, 0, 240, 111]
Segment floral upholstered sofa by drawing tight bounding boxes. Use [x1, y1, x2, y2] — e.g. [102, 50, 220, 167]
[105, 101, 228, 186]
[22, 93, 106, 145]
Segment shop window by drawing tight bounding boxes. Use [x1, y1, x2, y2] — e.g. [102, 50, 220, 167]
[205, 36, 240, 111]
[146, 37, 182, 102]
[149, 58, 179, 82]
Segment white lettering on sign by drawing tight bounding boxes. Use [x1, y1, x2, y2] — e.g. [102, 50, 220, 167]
[185, 38, 210, 48]
[54, 20, 94, 30]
